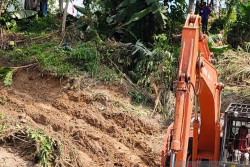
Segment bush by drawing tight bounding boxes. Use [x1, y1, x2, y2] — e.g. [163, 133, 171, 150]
[97, 66, 121, 84]
[128, 34, 178, 90]
[67, 42, 100, 76]
[128, 90, 148, 105]
[37, 52, 76, 77]
[216, 50, 250, 84]
[27, 128, 61, 167]
[5, 42, 55, 64]
[225, 1, 250, 49]
[12, 14, 60, 36]
[209, 18, 226, 34]
[1, 42, 101, 78]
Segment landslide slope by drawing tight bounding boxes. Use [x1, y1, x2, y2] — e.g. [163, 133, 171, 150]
[0, 67, 164, 167]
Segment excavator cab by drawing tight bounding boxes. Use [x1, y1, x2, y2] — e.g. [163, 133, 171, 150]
[220, 103, 250, 165]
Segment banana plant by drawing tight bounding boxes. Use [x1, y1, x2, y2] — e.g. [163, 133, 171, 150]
[74, 0, 168, 42]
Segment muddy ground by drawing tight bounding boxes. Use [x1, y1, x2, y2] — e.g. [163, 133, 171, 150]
[0, 67, 165, 167]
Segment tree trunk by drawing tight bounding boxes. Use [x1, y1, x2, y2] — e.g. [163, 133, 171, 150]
[59, 0, 63, 13]
[61, 0, 69, 36]
[188, 0, 195, 14]
[0, 0, 5, 18]
[218, 0, 221, 17]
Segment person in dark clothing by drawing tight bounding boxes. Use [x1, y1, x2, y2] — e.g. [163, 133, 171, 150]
[231, 125, 250, 164]
[40, 0, 48, 15]
[201, 2, 211, 34]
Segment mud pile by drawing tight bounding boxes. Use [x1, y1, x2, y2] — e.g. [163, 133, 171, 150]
[0, 68, 164, 167]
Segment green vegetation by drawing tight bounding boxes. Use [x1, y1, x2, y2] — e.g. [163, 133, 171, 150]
[0, 119, 61, 167]
[2, 42, 56, 63]
[75, 0, 186, 43]
[128, 90, 148, 105]
[0, 41, 102, 79]
[216, 50, 250, 84]
[27, 128, 61, 167]
[97, 66, 121, 84]
[12, 14, 60, 36]
[209, 1, 250, 50]
[67, 42, 100, 76]
[225, 1, 250, 49]
[0, 12, 60, 37]
[0, 67, 13, 86]
[0, 0, 249, 116]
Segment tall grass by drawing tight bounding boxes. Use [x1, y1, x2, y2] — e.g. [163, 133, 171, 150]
[217, 50, 250, 84]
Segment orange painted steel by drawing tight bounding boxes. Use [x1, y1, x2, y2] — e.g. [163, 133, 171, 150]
[161, 123, 174, 166]
[161, 14, 224, 166]
[170, 14, 201, 165]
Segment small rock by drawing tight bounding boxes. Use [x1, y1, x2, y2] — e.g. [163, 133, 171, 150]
[20, 119, 27, 123]
[18, 113, 26, 119]
[28, 76, 35, 80]
[61, 93, 69, 100]
[107, 125, 116, 133]
[75, 119, 85, 128]
[0, 90, 8, 97]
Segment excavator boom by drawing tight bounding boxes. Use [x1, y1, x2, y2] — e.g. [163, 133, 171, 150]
[161, 14, 224, 166]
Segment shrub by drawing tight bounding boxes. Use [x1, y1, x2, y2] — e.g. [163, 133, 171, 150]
[12, 14, 60, 37]
[216, 50, 250, 84]
[67, 42, 100, 76]
[27, 129, 61, 167]
[128, 90, 148, 105]
[209, 18, 226, 34]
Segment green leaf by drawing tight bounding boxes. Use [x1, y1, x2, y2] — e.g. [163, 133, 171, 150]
[175, 0, 185, 5]
[118, 0, 131, 8]
[0, 67, 11, 79]
[116, 9, 127, 23]
[150, 2, 167, 25]
[146, 0, 154, 5]
[10, 10, 37, 19]
[74, 5, 91, 14]
[122, 7, 151, 26]
[4, 70, 13, 86]
[106, 15, 115, 24]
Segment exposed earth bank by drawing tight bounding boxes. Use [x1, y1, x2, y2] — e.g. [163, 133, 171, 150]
[0, 67, 165, 167]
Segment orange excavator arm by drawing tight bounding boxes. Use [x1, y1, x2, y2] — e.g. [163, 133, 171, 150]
[161, 14, 224, 167]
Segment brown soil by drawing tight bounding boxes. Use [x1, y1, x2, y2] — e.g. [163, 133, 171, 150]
[0, 67, 164, 167]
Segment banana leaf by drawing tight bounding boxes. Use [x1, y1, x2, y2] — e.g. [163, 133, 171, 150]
[74, 5, 91, 14]
[122, 7, 151, 26]
[10, 10, 37, 19]
[149, 0, 167, 25]
[118, 0, 136, 9]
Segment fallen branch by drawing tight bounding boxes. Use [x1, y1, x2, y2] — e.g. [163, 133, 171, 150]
[15, 30, 60, 43]
[11, 62, 38, 71]
[10, 134, 30, 143]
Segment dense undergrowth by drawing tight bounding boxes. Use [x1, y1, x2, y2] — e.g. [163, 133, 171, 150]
[12, 14, 60, 37]
[209, 1, 250, 50]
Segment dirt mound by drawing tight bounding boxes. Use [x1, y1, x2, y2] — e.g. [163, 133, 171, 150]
[0, 68, 164, 167]
[0, 147, 35, 167]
